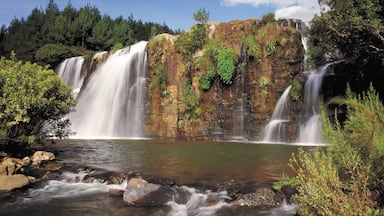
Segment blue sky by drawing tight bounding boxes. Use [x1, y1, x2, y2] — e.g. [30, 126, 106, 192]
[0, 0, 320, 30]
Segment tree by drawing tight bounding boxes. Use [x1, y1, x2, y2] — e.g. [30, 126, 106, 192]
[74, 4, 101, 48]
[0, 55, 75, 143]
[89, 15, 113, 50]
[308, 0, 384, 66]
[193, 8, 209, 24]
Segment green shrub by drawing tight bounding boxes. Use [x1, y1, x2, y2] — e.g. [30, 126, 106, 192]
[290, 79, 302, 100]
[199, 64, 216, 90]
[151, 65, 168, 93]
[266, 42, 277, 55]
[0, 55, 76, 143]
[242, 35, 263, 59]
[258, 75, 269, 88]
[182, 78, 200, 119]
[261, 13, 276, 24]
[217, 49, 237, 85]
[282, 85, 384, 215]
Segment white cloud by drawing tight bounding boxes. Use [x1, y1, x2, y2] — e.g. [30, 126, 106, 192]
[221, 0, 320, 21]
[275, 5, 320, 21]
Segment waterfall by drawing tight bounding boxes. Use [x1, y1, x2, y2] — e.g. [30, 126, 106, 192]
[298, 62, 337, 144]
[263, 85, 292, 142]
[69, 41, 148, 139]
[56, 56, 86, 96]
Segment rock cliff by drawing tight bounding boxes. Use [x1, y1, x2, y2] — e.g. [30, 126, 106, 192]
[145, 19, 304, 140]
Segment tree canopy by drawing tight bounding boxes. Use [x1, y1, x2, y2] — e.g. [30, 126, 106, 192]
[308, 0, 384, 66]
[0, 0, 175, 67]
[0, 54, 76, 144]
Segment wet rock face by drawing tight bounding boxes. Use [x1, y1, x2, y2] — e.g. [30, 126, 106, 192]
[145, 19, 304, 140]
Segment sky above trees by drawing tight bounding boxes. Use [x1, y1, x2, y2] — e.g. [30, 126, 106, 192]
[0, 0, 320, 30]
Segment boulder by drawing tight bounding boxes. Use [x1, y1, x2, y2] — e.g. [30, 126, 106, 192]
[31, 151, 55, 166]
[0, 157, 30, 176]
[123, 177, 174, 207]
[0, 174, 29, 192]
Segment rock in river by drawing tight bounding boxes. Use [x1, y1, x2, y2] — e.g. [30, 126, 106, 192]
[0, 174, 29, 192]
[123, 177, 174, 207]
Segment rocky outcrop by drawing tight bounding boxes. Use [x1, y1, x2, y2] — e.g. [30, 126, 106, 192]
[145, 19, 304, 140]
[0, 150, 57, 193]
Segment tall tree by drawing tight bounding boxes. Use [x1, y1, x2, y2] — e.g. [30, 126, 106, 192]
[89, 15, 113, 50]
[74, 4, 101, 48]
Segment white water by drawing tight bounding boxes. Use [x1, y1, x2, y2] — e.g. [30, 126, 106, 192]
[69, 41, 148, 138]
[167, 186, 231, 216]
[56, 56, 85, 96]
[24, 171, 127, 203]
[298, 62, 338, 144]
[263, 85, 292, 142]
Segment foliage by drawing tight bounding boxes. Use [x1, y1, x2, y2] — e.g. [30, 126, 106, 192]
[241, 35, 263, 59]
[0, 56, 75, 143]
[175, 24, 208, 63]
[151, 65, 168, 93]
[266, 42, 277, 55]
[111, 43, 124, 53]
[284, 85, 384, 215]
[261, 13, 276, 24]
[307, 0, 384, 67]
[35, 43, 71, 66]
[199, 64, 216, 90]
[182, 78, 200, 119]
[193, 8, 209, 24]
[290, 79, 302, 101]
[216, 49, 237, 85]
[0, 1, 175, 67]
[258, 75, 269, 88]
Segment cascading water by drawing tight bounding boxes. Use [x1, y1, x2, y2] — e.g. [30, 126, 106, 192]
[298, 62, 337, 144]
[263, 85, 292, 142]
[69, 41, 148, 139]
[56, 56, 86, 96]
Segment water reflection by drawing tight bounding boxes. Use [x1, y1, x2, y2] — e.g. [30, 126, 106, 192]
[53, 140, 302, 184]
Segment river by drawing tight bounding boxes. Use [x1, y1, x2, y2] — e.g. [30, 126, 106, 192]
[0, 139, 306, 216]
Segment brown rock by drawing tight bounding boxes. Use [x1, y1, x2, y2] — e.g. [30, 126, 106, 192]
[0, 174, 29, 192]
[0, 157, 30, 176]
[31, 151, 55, 166]
[44, 161, 62, 171]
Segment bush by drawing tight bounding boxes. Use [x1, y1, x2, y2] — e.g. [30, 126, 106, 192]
[0, 55, 76, 143]
[242, 35, 263, 59]
[282, 85, 384, 215]
[217, 49, 237, 85]
[290, 79, 302, 100]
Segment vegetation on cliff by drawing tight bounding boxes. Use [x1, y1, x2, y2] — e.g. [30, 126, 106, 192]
[0, 54, 75, 145]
